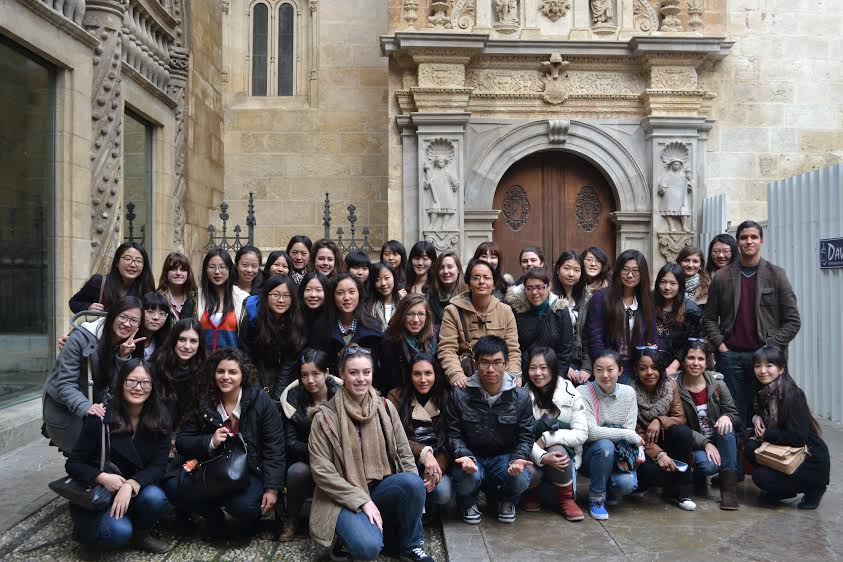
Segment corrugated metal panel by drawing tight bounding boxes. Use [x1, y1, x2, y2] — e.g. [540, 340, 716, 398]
[768, 164, 843, 422]
[700, 193, 727, 250]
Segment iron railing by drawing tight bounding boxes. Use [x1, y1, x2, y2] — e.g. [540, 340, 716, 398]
[123, 202, 145, 246]
[205, 192, 256, 252]
[322, 192, 373, 253]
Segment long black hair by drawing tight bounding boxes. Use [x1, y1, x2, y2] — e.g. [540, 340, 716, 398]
[604, 249, 656, 349]
[380, 240, 407, 289]
[472, 241, 508, 295]
[552, 250, 585, 303]
[156, 317, 206, 399]
[398, 352, 449, 452]
[234, 245, 263, 291]
[581, 246, 612, 288]
[653, 263, 687, 327]
[369, 261, 402, 305]
[101, 242, 155, 310]
[97, 296, 144, 394]
[319, 273, 381, 335]
[406, 241, 437, 293]
[262, 250, 292, 281]
[297, 270, 329, 333]
[140, 291, 173, 358]
[295, 348, 335, 411]
[286, 235, 313, 274]
[200, 249, 237, 316]
[110, 358, 170, 434]
[524, 347, 565, 412]
[254, 275, 305, 354]
[752, 346, 821, 436]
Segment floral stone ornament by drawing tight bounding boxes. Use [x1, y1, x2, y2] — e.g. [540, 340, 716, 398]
[539, 0, 571, 21]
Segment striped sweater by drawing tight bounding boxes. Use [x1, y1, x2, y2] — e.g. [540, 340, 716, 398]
[577, 381, 640, 445]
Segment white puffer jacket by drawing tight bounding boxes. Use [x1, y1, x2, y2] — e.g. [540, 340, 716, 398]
[528, 378, 589, 469]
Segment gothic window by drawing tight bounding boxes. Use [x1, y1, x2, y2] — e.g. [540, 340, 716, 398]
[277, 3, 294, 96]
[248, 1, 298, 97]
[250, 2, 269, 96]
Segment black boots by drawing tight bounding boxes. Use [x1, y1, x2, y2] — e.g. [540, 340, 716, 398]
[798, 487, 826, 510]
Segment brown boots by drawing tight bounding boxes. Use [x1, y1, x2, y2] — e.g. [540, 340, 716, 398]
[557, 483, 584, 521]
[130, 530, 172, 553]
[719, 469, 739, 510]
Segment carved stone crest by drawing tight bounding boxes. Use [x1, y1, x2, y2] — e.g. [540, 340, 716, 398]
[540, 53, 570, 105]
[502, 186, 530, 231]
[424, 231, 460, 253]
[423, 139, 460, 230]
[575, 186, 602, 232]
[539, 0, 571, 21]
[658, 232, 695, 263]
[548, 119, 570, 144]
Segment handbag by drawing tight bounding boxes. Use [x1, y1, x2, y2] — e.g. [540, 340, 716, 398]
[48, 417, 114, 511]
[754, 442, 808, 475]
[177, 432, 250, 502]
[457, 309, 476, 378]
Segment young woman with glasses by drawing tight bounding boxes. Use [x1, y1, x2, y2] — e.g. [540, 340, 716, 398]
[70, 242, 155, 313]
[197, 249, 249, 352]
[380, 294, 438, 393]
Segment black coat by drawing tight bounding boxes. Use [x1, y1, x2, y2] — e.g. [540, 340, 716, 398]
[175, 384, 286, 491]
[378, 337, 437, 394]
[238, 300, 299, 399]
[656, 297, 702, 366]
[66, 413, 170, 543]
[506, 289, 574, 375]
[281, 377, 341, 464]
[446, 382, 534, 462]
[69, 275, 105, 313]
[311, 319, 383, 381]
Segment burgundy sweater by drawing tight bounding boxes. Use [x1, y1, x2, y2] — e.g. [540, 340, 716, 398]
[726, 270, 761, 351]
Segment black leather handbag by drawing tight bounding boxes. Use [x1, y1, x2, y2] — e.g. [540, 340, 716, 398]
[48, 417, 115, 511]
[177, 433, 250, 501]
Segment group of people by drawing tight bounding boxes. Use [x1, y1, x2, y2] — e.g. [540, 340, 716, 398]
[41, 222, 830, 561]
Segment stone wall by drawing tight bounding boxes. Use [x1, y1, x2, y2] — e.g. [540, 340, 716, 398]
[702, 1, 843, 224]
[222, 0, 389, 253]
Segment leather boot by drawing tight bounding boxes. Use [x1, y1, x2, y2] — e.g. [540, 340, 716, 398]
[277, 507, 298, 541]
[130, 530, 172, 554]
[557, 483, 584, 521]
[798, 487, 826, 510]
[521, 487, 541, 512]
[719, 469, 739, 511]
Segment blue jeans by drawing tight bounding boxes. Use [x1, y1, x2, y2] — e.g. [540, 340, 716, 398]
[452, 453, 532, 507]
[335, 472, 425, 561]
[717, 350, 755, 427]
[93, 485, 168, 550]
[426, 473, 454, 506]
[165, 473, 265, 522]
[693, 431, 739, 475]
[579, 439, 638, 502]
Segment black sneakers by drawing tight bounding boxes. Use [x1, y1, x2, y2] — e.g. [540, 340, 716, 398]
[400, 546, 436, 562]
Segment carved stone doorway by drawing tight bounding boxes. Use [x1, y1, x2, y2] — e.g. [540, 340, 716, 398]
[492, 151, 616, 276]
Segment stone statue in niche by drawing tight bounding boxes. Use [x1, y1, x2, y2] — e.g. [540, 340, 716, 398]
[423, 139, 460, 230]
[591, 0, 615, 23]
[496, 0, 519, 24]
[657, 142, 693, 233]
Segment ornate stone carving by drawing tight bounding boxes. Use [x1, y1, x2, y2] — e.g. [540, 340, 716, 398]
[687, 0, 704, 32]
[38, 0, 86, 24]
[84, 0, 128, 272]
[650, 66, 698, 90]
[220, 0, 230, 13]
[657, 232, 695, 263]
[657, 142, 693, 232]
[417, 64, 465, 88]
[168, 0, 189, 249]
[591, 0, 615, 23]
[451, 0, 476, 30]
[502, 186, 530, 231]
[633, 0, 659, 32]
[422, 139, 460, 230]
[424, 231, 460, 253]
[428, 1, 451, 29]
[659, 0, 683, 32]
[540, 52, 569, 105]
[548, 119, 570, 144]
[575, 186, 602, 232]
[568, 71, 643, 95]
[466, 70, 544, 93]
[122, 0, 177, 93]
[402, 0, 418, 29]
[494, 0, 519, 33]
[539, 0, 570, 21]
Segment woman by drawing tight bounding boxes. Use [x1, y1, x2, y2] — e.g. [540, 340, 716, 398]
[653, 264, 702, 374]
[586, 249, 657, 385]
[676, 340, 740, 510]
[197, 249, 250, 352]
[506, 267, 573, 377]
[239, 275, 305, 398]
[286, 235, 312, 286]
[311, 239, 344, 278]
[387, 354, 453, 512]
[234, 245, 263, 294]
[406, 241, 437, 295]
[705, 233, 738, 279]
[43, 296, 144, 454]
[137, 291, 172, 362]
[299, 271, 329, 340]
[472, 241, 508, 296]
[276, 348, 342, 541]
[369, 262, 401, 331]
[551, 251, 590, 384]
[66, 359, 171, 554]
[308, 345, 432, 562]
[581, 246, 611, 297]
[262, 250, 292, 282]
[677, 246, 710, 306]
[345, 250, 372, 287]
[380, 240, 408, 296]
[155, 318, 206, 430]
[380, 294, 438, 393]
[169, 348, 285, 531]
[521, 348, 587, 521]
[518, 246, 545, 275]
[632, 348, 696, 511]
[311, 273, 383, 378]
[745, 346, 829, 510]
[70, 242, 155, 313]
[156, 251, 197, 320]
[438, 259, 521, 387]
[577, 350, 642, 521]
[427, 251, 467, 330]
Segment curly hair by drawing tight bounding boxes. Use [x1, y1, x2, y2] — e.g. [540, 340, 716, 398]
[197, 347, 257, 405]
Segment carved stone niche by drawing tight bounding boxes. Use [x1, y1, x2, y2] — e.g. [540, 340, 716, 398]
[494, 0, 520, 33]
[657, 141, 693, 233]
[590, 0, 617, 35]
[421, 138, 461, 232]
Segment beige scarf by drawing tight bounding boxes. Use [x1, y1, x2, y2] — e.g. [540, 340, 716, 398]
[336, 386, 396, 492]
[411, 396, 440, 422]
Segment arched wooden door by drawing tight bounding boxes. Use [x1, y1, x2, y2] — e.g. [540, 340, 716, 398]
[492, 152, 616, 277]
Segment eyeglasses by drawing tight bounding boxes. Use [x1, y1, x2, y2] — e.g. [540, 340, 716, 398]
[406, 312, 427, 319]
[583, 256, 599, 264]
[124, 378, 152, 391]
[471, 275, 493, 282]
[477, 359, 506, 369]
[711, 250, 732, 257]
[635, 345, 659, 351]
[341, 347, 372, 357]
[144, 309, 168, 319]
[268, 292, 292, 301]
[117, 314, 141, 327]
[621, 268, 640, 277]
[688, 337, 708, 343]
[524, 284, 549, 293]
[206, 265, 229, 272]
[120, 256, 144, 267]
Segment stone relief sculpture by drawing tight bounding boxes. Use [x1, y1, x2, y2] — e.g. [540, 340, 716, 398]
[494, 0, 519, 32]
[422, 139, 460, 230]
[659, 0, 683, 31]
[539, 0, 571, 21]
[591, 0, 615, 23]
[428, 1, 452, 28]
[657, 142, 693, 233]
[451, 0, 476, 30]
[540, 52, 570, 105]
[687, 0, 704, 31]
[633, 0, 659, 32]
[403, 0, 419, 29]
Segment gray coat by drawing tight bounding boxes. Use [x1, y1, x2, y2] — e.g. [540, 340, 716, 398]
[42, 317, 106, 453]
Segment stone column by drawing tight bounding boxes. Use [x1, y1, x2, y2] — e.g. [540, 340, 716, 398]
[463, 210, 501, 264]
[396, 115, 419, 245]
[84, 0, 128, 273]
[168, 45, 189, 250]
[612, 211, 651, 258]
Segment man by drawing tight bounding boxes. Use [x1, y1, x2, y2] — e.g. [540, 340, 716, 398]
[446, 335, 534, 525]
[701, 220, 801, 426]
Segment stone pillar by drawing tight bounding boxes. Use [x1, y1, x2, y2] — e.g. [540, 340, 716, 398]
[396, 115, 419, 245]
[84, 0, 128, 273]
[612, 211, 651, 258]
[464, 210, 500, 264]
[168, 45, 189, 250]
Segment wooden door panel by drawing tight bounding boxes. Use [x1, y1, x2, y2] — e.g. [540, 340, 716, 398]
[562, 157, 616, 263]
[492, 154, 545, 276]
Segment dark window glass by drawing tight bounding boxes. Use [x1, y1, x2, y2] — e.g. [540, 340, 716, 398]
[278, 3, 294, 96]
[0, 37, 55, 409]
[251, 3, 269, 96]
[123, 111, 152, 249]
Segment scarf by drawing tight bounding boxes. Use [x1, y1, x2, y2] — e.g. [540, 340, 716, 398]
[755, 376, 784, 429]
[532, 298, 550, 318]
[633, 378, 673, 427]
[336, 386, 396, 493]
[403, 334, 437, 358]
[685, 273, 700, 298]
[291, 270, 305, 286]
[410, 393, 440, 422]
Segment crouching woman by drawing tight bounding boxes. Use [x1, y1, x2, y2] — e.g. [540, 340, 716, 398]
[308, 345, 435, 562]
[66, 359, 171, 555]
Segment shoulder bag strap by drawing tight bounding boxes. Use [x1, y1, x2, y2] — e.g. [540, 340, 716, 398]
[457, 308, 472, 352]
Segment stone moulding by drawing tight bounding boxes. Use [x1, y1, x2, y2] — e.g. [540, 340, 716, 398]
[20, 0, 99, 47]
